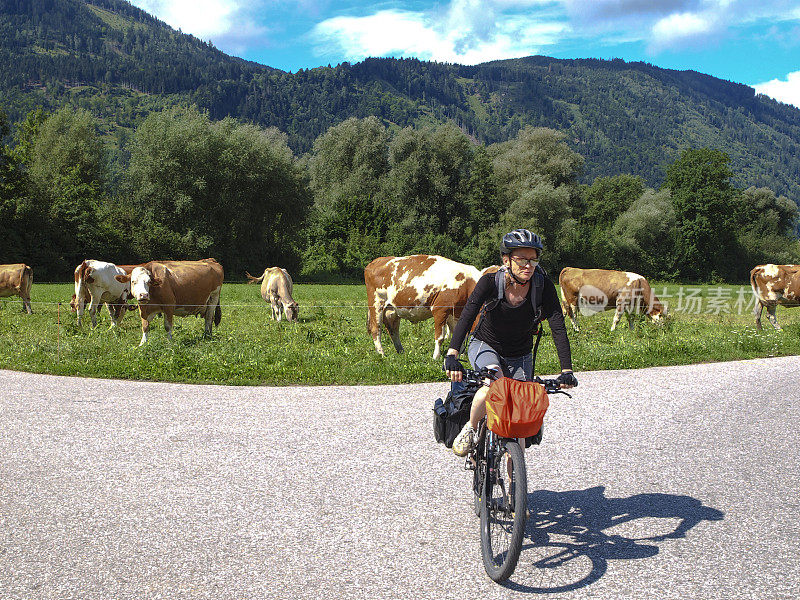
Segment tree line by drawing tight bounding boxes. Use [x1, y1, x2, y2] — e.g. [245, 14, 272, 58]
[1, 105, 798, 283]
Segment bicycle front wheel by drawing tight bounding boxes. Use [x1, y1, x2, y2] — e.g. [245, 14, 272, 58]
[480, 439, 527, 582]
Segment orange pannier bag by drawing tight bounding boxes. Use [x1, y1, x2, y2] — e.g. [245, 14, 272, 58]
[485, 377, 549, 438]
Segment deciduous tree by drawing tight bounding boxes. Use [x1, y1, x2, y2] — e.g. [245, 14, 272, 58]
[25, 106, 114, 275]
[665, 148, 738, 281]
[126, 106, 309, 274]
[610, 189, 677, 278]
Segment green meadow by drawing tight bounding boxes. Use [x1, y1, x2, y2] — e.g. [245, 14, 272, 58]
[1, 282, 798, 386]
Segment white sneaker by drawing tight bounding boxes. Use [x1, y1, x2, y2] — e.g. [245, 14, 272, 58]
[452, 422, 475, 457]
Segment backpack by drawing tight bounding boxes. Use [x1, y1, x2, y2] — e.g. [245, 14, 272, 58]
[433, 378, 482, 448]
[464, 265, 547, 361]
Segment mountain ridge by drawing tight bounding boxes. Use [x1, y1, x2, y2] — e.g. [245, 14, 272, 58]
[1, 0, 799, 201]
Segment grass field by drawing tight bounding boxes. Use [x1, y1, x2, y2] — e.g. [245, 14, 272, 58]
[1, 282, 798, 385]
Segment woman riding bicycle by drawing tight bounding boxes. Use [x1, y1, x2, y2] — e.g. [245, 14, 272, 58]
[445, 228, 577, 457]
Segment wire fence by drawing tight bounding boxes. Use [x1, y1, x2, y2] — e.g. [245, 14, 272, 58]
[0, 284, 765, 314]
[8, 300, 376, 308]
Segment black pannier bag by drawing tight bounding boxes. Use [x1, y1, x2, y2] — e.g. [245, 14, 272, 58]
[433, 378, 482, 448]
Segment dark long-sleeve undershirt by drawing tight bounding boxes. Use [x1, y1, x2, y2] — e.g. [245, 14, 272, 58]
[449, 271, 573, 371]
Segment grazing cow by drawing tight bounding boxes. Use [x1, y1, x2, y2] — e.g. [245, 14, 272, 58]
[0, 263, 33, 314]
[245, 267, 298, 321]
[749, 264, 800, 330]
[116, 258, 224, 346]
[559, 267, 666, 332]
[364, 255, 492, 359]
[71, 260, 136, 327]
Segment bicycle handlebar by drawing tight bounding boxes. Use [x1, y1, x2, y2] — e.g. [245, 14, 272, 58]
[454, 365, 571, 396]
[532, 376, 568, 395]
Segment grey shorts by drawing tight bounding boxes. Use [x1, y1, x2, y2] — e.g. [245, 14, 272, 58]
[467, 338, 532, 382]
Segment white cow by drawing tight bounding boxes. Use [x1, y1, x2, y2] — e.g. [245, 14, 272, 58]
[246, 267, 299, 322]
[72, 260, 133, 327]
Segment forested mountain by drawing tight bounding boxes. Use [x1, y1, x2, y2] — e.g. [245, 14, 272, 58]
[1, 0, 799, 202]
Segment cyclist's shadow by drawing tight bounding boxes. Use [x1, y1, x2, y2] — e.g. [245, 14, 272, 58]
[503, 485, 724, 594]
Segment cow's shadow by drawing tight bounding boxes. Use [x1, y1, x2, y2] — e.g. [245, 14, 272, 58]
[501, 486, 724, 593]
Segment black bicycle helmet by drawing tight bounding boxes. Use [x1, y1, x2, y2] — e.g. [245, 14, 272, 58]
[500, 228, 543, 255]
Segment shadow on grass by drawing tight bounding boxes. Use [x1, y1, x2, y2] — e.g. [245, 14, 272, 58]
[502, 486, 723, 594]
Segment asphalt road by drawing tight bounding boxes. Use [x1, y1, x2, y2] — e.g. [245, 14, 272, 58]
[1, 357, 799, 600]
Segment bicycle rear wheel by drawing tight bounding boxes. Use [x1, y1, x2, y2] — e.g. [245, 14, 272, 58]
[480, 439, 527, 582]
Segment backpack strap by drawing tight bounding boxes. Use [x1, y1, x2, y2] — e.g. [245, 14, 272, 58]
[461, 268, 503, 352]
[495, 267, 506, 302]
[530, 266, 545, 325]
[530, 266, 547, 375]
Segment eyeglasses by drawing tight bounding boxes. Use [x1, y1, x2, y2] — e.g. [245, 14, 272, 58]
[510, 257, 539, 267]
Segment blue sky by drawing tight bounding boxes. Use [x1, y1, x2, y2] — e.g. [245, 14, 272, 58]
[129, 0, 800, 108]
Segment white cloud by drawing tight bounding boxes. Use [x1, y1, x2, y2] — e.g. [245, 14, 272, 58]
[129, 0, 272, 54]
[650, 11, 716, 47]
[313, 11, 438, 60]
[131, 0, 241, 37]
[559, 0, 800, 52]
[311, 1, 568, 64]
[558, 1, 710, 48]
[754, 70, 800, 108]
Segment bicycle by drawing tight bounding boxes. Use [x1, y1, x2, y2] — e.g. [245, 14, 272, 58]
[457, 367, 570, 582]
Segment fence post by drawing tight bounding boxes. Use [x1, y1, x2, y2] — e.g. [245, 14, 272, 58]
[57, 301, 61, 362]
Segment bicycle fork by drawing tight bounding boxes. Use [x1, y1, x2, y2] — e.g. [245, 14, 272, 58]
[486, 433, 518, 516]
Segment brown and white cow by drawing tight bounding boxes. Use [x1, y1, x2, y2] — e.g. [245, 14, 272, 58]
[71, 260, 136, 327]
[116, 258, 224, 346]
[365, 255, 492, 359]
[245, 267, 298, 321]
[559, 267, 666, 332]
[750, 264, 800, 330]
[0, 263, 33, 314]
